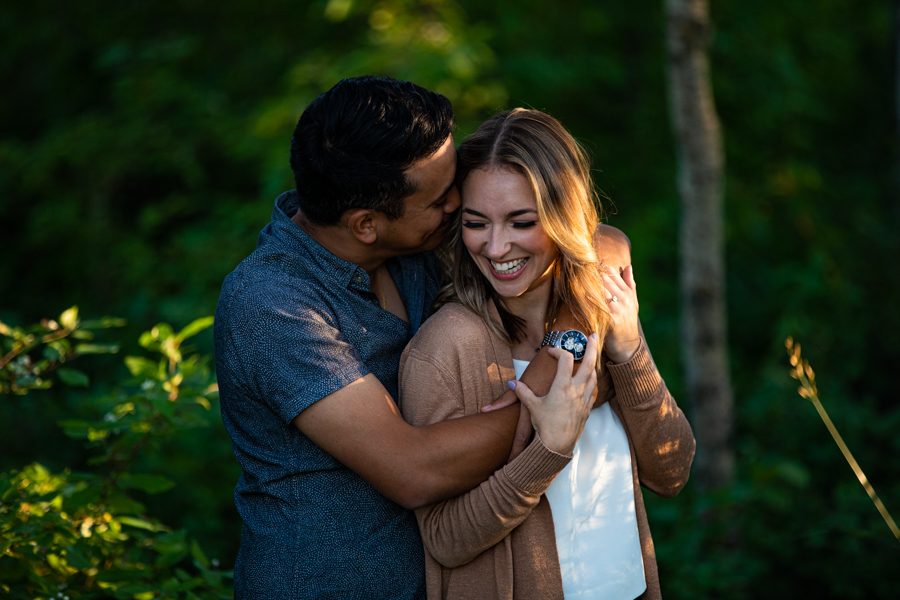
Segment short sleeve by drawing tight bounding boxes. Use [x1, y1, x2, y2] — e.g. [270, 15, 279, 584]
[218, 281, 370, 423]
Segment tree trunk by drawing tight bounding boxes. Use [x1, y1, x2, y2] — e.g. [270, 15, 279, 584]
[664, 0, 734, 488]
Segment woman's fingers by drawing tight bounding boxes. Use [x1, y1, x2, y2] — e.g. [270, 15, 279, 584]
[573, 333, 599, 390]
[545, 347, 576, 387]
[623, 264, 636, 292]
[481, 388, 519, 412]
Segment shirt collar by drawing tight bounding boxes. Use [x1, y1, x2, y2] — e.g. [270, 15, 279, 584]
[263, 190, 372, 290]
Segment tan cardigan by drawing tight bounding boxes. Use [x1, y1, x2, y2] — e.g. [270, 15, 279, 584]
[399, 302, 695, 600]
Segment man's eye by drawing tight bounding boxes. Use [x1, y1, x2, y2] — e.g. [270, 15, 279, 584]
[462, 222, 486, 229]
[512, 221, 537, 229]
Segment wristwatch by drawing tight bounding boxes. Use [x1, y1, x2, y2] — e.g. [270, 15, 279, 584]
[541, 329, 589, 361]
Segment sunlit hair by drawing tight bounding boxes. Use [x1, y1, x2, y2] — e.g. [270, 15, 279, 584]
[435, 108, 610, 362]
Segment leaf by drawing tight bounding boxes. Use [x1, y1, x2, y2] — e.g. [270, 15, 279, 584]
[58, 420, 92, 439]
[117, 516, 162, 532]
[124, 356, 164, 378]
[58, 368, 90, 387]
[64, 546, 92, 570]
[118, 473, 176, 494]
[80, 316, 127, 329]
[74, 342, 120, 355]
[176, 316, 215, 342]
[59, 306, 79, 329]
[190, 539, 210, 568]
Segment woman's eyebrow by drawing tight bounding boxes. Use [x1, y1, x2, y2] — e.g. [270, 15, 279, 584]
[462, 208, 537, 218]
[506, 209, 537, 218]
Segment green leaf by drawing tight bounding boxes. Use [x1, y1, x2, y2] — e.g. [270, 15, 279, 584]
[176, 316, 214, 342]
[74, 342, 120, 355]
[64, 546, 92, 570]
[190, 539, 210, 568]
[125, 355, 158, 377]
[58, 419, 91, 439]
[117, 516, 163, 531]
[59, 306, 79, 329]
[43, 345, 62, 361]
[58, 368, 90, 387]
[139, 330, 157, 349]
[119, 473, 176, 494]
[80, 316, 127, 329]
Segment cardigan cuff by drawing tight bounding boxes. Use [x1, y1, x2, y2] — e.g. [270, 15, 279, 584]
[503, 432, 572, 495]
[606, 337, 664, 408]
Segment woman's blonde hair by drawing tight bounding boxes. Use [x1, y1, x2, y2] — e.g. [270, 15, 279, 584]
[436, 109, 610, 356]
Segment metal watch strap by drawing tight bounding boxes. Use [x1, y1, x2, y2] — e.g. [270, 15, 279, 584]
[542, 331, 562, 348]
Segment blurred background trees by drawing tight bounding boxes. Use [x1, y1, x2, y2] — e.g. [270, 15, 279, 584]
[2, 0, 898, 597]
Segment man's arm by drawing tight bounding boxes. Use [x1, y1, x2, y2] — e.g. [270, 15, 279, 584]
[293, 332, 575, 511]
[293, 376, 520, 510]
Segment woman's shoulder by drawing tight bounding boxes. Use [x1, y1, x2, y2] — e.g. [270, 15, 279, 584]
[594, 224, 632, 270]
[411, 302, 491, 352]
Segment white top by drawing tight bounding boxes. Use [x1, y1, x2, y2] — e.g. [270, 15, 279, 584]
[513, 359, 646, 600]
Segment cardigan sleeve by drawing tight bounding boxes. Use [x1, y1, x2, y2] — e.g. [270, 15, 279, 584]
[398, 308, 571, 569]
[414, 432, 570, 568]
[607, 337, 696, 498]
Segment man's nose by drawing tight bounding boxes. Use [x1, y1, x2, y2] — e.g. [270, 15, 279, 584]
[445, 187, 461, 214]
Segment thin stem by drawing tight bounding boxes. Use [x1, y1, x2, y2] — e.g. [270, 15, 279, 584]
[787, 341, 900, 545]
[805, 388, 900, 543]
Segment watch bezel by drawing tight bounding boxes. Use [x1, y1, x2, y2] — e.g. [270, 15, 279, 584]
[542, 329, 589, 361]
[559, 330, 588, 361]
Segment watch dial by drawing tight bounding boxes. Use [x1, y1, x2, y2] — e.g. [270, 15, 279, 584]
[561, 331, 588, 360]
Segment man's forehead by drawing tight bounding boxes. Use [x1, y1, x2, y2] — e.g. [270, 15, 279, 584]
[405, 135, 456, 194]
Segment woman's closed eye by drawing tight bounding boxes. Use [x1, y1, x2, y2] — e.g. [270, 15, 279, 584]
[511, 221, 537, 229]
[462, 221, 487, 229]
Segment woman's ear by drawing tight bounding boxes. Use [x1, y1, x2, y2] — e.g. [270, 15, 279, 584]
[346, 209, 378, 244]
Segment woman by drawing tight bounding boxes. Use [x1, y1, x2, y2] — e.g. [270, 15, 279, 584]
[399, 109, 695, 600]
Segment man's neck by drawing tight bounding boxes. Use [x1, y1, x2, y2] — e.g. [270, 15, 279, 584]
[291, 208, 386, 273]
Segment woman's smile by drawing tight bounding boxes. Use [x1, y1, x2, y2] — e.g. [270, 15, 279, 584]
[488, 257, 529, 279]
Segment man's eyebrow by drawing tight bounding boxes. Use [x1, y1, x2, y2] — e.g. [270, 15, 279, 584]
[462, 208, 537, 218]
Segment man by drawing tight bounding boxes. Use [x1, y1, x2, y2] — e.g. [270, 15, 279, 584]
[215, 76, 593, 599]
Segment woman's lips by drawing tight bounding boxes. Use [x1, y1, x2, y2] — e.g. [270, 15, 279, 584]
[488, 258, 528, 281]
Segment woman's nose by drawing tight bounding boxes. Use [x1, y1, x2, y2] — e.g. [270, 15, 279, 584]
[486, 228, 510, 259]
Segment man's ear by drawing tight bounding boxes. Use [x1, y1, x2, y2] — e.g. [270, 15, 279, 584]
[346, 209, 378, 245]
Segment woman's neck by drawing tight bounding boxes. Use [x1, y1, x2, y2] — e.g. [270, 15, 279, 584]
[504, 277, 554, 361]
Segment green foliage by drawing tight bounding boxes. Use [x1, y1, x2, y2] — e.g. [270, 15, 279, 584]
[0, 306, 123, 395]
[0, 314, 230, 598]
[2, 0, 899, 597]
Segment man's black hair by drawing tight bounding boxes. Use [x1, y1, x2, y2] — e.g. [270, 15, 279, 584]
[289, 76, 455, 226]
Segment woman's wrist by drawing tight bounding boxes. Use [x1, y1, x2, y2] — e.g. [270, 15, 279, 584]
[605, 337, 640, 364]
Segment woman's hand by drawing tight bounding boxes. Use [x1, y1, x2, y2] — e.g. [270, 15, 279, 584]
[508, 334, 599, 455]
[602, 264, 641, 364]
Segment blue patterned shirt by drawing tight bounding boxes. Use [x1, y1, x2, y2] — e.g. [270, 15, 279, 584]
[215, 191, 441, 599]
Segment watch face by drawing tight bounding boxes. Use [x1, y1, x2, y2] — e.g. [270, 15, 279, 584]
[560, 330, 588, 361]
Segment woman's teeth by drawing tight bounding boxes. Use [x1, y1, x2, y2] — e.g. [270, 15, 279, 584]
[491, 258, 527, 273]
